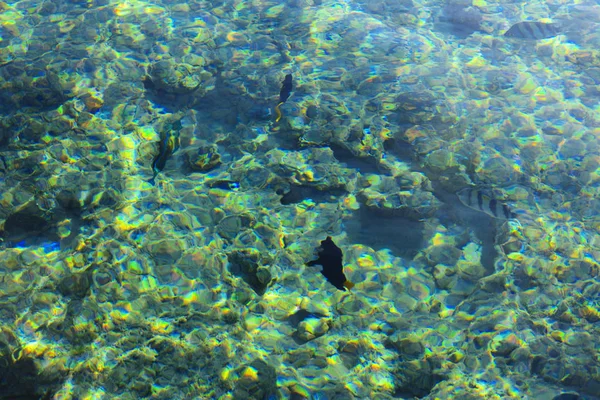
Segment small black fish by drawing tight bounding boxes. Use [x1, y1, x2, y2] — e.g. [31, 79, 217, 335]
[279, 74, 293, 103]
[208, 179, 240, 190]
[149, 121, 181, 185]
[275, 74, 293, 122]
[457, 187, 515, 220]
[307, 236, 354, 291]
[504, 21, 560, 40]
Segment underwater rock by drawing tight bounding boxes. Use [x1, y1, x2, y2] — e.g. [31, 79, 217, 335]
[55, 190, 82, 215]
[81, 92, 104, 113]
[147, 239, 186, 267]
[438, 3, 483, 37]
[346, 206, 426, 258]
[393, 356, 446, 398]
[0, 120, 14, 147]
[57, 271, 92, 299]
[216, 214, 255, 242]
[1, 204, 58, 246]
[265, 147, 350, 191]
[285, 348, 329, 369]
[477, 156, 521, 186]
[349, 0, 414, 17]
[356, 174, 441, 220]
[367, 91, 438, 125]
[294, 317, 331, 343]
[287, 309, 329, 328]
[567, 51, 600, 69]
[491, 337, 519, 358]
[432, 264, 457, 290]
[558, 138, 586, 160]
[409, 136, 445, 158]
[424, 148, 457, 172]
[92, 265, 116, 290]
[552, 393, 581, 400]
[337, 339, 362, 369]
[46, 299, 99, 346]
[232, 359, 279, 400]
[227, 249, 273, 296]
[386, 334, 425, 360]
[0, 149, 45, 177]
[556, 259, 597, 285]
[526, 339, 600, 398]
[103, 82, 145, 112]
[144, 59, 212, 96]
[17, 68, 71, 109]
[83, 188, 119, 213]
[0, 327, 59, 399]
[184, 145, 222, 172]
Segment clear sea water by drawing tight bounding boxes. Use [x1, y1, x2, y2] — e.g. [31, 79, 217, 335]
[0, 0, 599, 399]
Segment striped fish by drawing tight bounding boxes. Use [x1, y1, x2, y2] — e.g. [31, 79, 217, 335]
[456, 188, 514, 220]
[504, 21, 560, 40]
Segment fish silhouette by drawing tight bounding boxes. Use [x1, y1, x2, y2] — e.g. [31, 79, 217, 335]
[307, 237, 354, 291]
[148, 120, 181, 185]
[504, 21, 560, 40]
[457, 187, 514, 220]
[275, 74, 293, 122]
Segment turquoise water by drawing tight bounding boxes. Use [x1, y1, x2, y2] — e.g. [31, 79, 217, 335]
[0, 0, 599, 399]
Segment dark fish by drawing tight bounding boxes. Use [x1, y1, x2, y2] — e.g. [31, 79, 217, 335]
[504, 21, 560, 40]
[307, 236, 354, 291]
[149, 120, 181, 185]
[457, 187, 514, 220]
[208, 179, 240, 190]
[275, 74, 293, 122]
